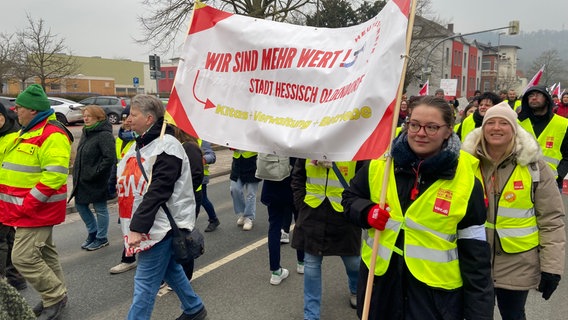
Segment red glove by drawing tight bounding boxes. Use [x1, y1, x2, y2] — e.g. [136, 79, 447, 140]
[367, 204, 390, 230]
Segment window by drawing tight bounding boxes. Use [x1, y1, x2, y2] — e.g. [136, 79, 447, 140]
[463, 53, 467, 68]
[462, 76, 466, 91]
[49, 99, 62, 106]
[81, 97, 96, 104]
[168, 71, 175, 79]
[161, 71, 166, 79]
[96, 98, 112, 105]
[483, 81, 490, 91]
[50, 83, 61, 90]
[446, 48, 450, 64]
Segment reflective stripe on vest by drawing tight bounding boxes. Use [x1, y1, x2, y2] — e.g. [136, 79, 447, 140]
[520, 115, 568, 178]
[485, 165, 538, 253]
[304, 160, 356, 212]
[363, 151, 477, 290]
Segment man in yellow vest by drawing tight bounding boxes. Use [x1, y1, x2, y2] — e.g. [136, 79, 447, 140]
[519, 86, 568, 190]
[0, 84, 71, 320]
[505, 89, 522, 111]
[0, 102, 27, 291]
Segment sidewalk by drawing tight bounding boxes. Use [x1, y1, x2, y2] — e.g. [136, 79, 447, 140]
[66, 147, 234, 214]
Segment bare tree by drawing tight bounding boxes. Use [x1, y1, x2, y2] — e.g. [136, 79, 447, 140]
[137, 0, 313, 53]
[10, 39, 35, 92]
[0, 33, 19, 94]
[527, 49, 568, 88]
[19, 15, 79, 91]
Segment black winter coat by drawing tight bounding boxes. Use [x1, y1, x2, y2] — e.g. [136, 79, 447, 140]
[71, 121, 116, 204]
[230, 153, 261, 184]
[342, 133, 493, 320]
[291, 158, 361, 257]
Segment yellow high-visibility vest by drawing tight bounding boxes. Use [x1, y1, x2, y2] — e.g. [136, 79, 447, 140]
[304, 160, 356, 212]
[484, 165, 538, 253]
[520, 114, 568, 178]
[363, 151, 477, 290]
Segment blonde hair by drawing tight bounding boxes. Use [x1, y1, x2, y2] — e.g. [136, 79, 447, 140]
[82, 105, 107, 121]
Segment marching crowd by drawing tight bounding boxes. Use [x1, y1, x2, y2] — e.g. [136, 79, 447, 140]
[0, 83, 566, 320]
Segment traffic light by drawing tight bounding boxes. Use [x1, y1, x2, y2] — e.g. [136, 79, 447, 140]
[509, 20, 520, 35]
[149, 55, 161, 71]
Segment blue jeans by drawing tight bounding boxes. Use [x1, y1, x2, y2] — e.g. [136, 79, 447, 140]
[303, 253, 360, 320]
[76, 201, 110, 240]
[230, 179, 259, 220]
[201, 184, 218, 222]
[127, 236, 204, 320]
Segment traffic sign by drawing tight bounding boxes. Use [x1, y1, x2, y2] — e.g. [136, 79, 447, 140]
[133, 77, 139, 88]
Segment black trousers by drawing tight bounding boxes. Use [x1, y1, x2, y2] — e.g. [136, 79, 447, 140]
[495, 288, 529, 320]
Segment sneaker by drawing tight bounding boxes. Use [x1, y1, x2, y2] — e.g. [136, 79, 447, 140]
[242, 218, 253, 231]
[109, 261, 137, 274]
[236, 215, 245, 226]
[280, 230, 290, 244]
[296, 262, 304, 274]
[85, 238, 109, 251]
[270, 268, 289, 285]
[176, 306, 207, 320]
[349, 292, 357, 309]
[80, 232, 97, 249]
[204, 219, 220, 232]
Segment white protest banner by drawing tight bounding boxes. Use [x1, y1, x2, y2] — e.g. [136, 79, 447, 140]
[167, 0, 411, 161]
[439, 79, 458, 97]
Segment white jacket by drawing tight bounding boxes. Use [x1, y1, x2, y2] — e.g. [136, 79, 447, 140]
[117, 134, 195, 254]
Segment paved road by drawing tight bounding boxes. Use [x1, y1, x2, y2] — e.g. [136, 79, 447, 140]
[21, 174, 360, 320]
[30, 123, 568, 319]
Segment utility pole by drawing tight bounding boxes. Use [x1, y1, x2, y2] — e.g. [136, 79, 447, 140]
[149, 54, 161, 97]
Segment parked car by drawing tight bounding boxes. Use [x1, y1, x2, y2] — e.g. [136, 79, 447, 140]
[78, 96, 127, 124]
[0, 96, 18, 119]
[48, 97, 84, 125]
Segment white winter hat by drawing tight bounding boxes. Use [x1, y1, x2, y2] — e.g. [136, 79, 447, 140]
[482, 101, 518, 133]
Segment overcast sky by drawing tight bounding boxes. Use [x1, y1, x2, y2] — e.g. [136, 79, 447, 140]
[1, 0, 567, 63]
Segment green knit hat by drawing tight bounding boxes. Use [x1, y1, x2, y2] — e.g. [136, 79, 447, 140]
[15, 84, 50, 111]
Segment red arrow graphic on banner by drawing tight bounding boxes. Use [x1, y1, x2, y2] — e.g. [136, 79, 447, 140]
[192, 70, 216, 109]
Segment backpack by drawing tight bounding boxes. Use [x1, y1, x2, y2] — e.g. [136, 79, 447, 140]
[255, 153, 291, 181]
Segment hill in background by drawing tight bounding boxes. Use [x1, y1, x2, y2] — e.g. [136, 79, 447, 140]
[467, 29, 568, 75]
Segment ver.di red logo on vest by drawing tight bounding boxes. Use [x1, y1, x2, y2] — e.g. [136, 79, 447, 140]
[513, 180, 524, 190]
[546, 136, 554, 148]
[433, 188, 453, 216]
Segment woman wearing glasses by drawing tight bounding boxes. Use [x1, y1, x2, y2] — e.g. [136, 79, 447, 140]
[342, 96, 493, 319]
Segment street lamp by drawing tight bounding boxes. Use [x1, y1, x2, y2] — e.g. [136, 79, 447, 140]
[421, 20, 520, 85]
[496, 32, 506, 91]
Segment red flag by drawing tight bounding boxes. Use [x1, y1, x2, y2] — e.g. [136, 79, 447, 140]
[419, 80, 429, 96]
[522, 65, 545, 95]
[552, 83, 561, 97]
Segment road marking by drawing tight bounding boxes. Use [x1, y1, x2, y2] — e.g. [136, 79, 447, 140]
[158, 225, 295, 297]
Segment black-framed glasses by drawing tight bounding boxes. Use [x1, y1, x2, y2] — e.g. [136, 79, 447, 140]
[406, 121, 448, 136]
